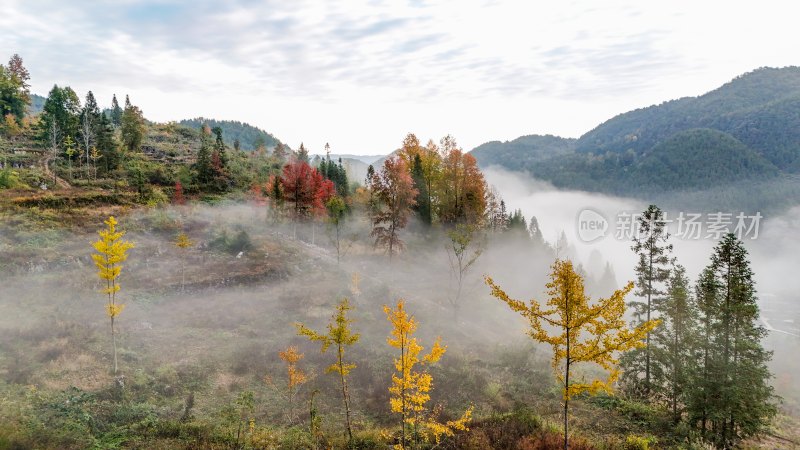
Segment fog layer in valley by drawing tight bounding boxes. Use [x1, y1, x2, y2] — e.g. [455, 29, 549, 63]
[484, 166, 800, 408]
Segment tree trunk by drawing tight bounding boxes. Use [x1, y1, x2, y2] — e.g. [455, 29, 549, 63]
[564, 359, 570, 450]
[339, 345, 353, 442]
[111, 316, 118, 375]
[646, 253, 653, 396]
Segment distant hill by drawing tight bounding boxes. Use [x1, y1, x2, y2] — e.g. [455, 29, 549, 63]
[177, 117, 285, 151]
[576, 67, 800, 170]
[470, 135, 576, 169]
[326, 153, 384, 165]
[471, 67, 800, 210]
[310, 155, 371, 186]
[26, 93, 45, 116]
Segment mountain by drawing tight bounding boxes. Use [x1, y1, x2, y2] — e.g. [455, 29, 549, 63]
[325, 153, 384, 165]
[576, 67, 800, 170]
[470, 134, 576, 168]
[26, 93, 45, 116]
[310, 154, 372, 186]
[471, 67, 800, 210]
[177, 117, 285, 151]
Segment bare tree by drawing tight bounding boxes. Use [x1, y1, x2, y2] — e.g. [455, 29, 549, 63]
[48, 120, 61, 186]
[445, 223, 484, 318]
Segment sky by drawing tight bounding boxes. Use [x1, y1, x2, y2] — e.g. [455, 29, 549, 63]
[2, 0, 798, 155]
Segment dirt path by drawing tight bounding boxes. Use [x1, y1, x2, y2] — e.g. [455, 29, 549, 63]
[42, 154, 71, 189]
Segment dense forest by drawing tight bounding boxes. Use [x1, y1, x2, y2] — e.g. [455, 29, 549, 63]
[470, 67, 800, 212]
[0, 53, 796, 450]
[177, 118, 286, 153]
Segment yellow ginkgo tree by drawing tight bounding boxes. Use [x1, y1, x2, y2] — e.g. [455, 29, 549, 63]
[174, 231, 193, 292]
[277, 346, 308, 423]
[296, 298, 360, 442]
[91, 216, 134, 375]
[384, 300, 472, 449]
[486, 259, 658, 450]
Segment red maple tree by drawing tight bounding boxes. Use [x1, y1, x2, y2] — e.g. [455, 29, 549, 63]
[280, 160, 335, 222]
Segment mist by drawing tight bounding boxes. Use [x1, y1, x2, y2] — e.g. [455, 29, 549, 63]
[484, 165, 800, 411]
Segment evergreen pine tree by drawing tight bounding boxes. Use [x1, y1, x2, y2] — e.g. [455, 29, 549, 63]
[194, 131, 214, 190]
[411, 153, 431, 226]
[80, 91, 102, 176]
[120, 95, 145, 152]
[622, 205, 673, 397]
[110, 94, 123, 127]
[335, 158, 349, 197]
[212, 126, 227, 167]
[651, 264, 697, 422]
[687, 266, 720, 436]
[95, 113, 118, 174]
[688, 234, 776, 448]
[297, 142, 309, 163]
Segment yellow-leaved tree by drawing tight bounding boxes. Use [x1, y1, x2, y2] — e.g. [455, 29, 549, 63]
[91, 216, 134, 375]
[174, 231, 193, 292]
[296, 298, 360, 442]
[486, 259, 658, 450]
[277, 346, 307, 423]
[384, 300, 472, 449]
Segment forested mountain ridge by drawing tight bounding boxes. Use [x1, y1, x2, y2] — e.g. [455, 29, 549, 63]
[470, 134, 576, 167]
[177, 117, 286, 151]
[24, 97, 286, 153]
[471, 66, 800, 207]
[576, 66, 800, 168]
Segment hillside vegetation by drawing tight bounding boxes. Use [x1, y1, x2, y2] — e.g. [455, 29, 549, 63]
[471, 67, 800, 211]
[1, 54, 796, 450]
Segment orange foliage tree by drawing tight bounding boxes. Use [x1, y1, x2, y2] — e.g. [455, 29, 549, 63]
[369, 156, 417, 260]
[437, 141, 487, 226]
[277, 346, 308, 423]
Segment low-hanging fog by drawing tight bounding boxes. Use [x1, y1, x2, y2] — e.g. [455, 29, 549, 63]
[1, 168, 798, 438]
[484, 166, 800, 409]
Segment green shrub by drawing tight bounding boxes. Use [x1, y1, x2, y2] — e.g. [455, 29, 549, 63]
[623, 434, 656, 450]
[0, 168, 21, 189]
[210, 228, 254, 255]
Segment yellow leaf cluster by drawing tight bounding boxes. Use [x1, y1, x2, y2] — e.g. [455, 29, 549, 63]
[384, 300, 470, 444]
[105, 303, 125, 318]
[92, 216, 134, 322]
[278, 346, 307, 389]
[296, 298, 360, 376]
[92, 216, 134, 282]
[174, 232, 194, 249]
[423, 406, 474, 444]
[486, 259, 659, 401]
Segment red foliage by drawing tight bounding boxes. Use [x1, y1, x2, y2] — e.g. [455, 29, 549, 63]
[172, 181, 186, 205]
[211, 150, 223, 172]
[249, 182, 267, 206]
[280, 160, 335, 220]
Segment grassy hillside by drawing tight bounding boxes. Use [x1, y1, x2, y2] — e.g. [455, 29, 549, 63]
[3, 202, 794, 449]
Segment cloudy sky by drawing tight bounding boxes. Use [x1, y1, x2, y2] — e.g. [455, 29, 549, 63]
[2, 0, 797, 154]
